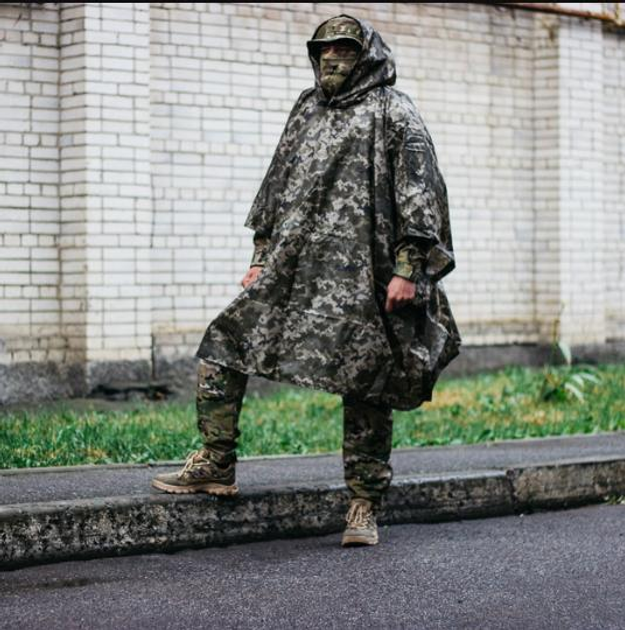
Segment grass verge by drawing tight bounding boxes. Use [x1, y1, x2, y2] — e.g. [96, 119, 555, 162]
[0, 363, 623, 468]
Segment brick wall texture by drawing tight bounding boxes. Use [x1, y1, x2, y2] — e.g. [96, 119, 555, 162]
[0, 2, 623, 399]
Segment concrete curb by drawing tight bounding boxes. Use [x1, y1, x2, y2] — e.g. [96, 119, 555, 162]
[2, 455, 624, 569]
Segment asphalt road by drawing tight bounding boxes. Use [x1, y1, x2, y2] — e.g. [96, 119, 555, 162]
[1, 503, 624, 630]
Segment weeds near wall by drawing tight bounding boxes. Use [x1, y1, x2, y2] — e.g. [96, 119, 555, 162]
[539, 304, 602, 403]
[604, 494, 625, 506]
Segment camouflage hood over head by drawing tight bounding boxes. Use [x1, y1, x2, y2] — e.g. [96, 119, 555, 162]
[196, 15, 461, 410]
[306, 14, 397, 108]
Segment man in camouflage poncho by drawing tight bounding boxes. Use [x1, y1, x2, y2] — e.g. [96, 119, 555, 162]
[152, 14, 462, 547]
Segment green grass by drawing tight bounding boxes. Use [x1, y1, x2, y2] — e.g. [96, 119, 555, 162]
[0, 363, 623, 469]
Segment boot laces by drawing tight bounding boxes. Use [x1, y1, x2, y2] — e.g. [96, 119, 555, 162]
[178, 449, 211, 479]
[346, 501, 374, 529]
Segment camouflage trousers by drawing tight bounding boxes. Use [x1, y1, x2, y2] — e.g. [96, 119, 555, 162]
[196, 359, 394, 508]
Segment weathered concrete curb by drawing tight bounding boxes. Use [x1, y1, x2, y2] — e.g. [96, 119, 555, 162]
[2, 455, 624, 569]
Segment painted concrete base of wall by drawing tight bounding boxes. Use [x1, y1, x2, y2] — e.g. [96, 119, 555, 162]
[1, 341, 624, 406]
[0, 359, 152, 406]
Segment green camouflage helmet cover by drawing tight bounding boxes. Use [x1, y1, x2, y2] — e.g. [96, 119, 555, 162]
[307, 15, 364, 57]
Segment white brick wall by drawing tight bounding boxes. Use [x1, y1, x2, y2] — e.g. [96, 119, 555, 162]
[388, 3, 538, 345]
[604, 29, 625, 343]
[0, 2, 623, 388]
[0, 2, 61, 365]
[57, 2, 153, 365]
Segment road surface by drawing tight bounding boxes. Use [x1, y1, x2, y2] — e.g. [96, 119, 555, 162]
[1, 502, 624, 629]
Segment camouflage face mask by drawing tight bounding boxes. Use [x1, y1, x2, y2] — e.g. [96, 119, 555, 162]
[319, 42, 360, 97]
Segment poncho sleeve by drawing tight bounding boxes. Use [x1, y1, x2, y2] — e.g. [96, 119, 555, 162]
[249, 231, 271, 268]
[387, 92, 456, 284]
[243, 89, 313, 239]
[392, 240, 427, 283]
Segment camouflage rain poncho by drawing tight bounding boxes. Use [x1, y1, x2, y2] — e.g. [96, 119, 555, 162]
[196, 14, 462, 410]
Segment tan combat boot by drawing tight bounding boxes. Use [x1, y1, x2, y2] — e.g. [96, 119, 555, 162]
[151, 447, 239, 495]
[341, 498, 379, 546]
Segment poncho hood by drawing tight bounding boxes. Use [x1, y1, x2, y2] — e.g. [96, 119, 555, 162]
[307, 14, 397, 109]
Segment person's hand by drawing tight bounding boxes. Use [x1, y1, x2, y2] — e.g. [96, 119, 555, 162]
[385, 276, 416, 313]
[241, 266, 263, 289]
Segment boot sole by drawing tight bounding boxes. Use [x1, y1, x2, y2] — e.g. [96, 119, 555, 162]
[341, 533, 379, 546]
[151, 478, 239, 496]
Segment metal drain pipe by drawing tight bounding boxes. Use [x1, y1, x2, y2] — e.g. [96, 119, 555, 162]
[469, 2, 624, 27]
